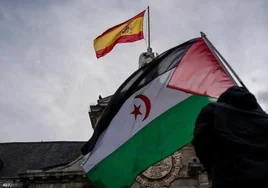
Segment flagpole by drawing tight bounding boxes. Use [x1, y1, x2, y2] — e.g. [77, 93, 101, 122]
[200, 32, 248, 91]
[147, 6, 152, 53]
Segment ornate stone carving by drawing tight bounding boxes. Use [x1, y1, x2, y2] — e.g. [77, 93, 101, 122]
[138, 52, 156, 68]
[136, 152, 182, 187]
[142, 157, 172, 180]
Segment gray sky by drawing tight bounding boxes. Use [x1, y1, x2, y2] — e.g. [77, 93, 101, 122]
[0, 0, 268, 142]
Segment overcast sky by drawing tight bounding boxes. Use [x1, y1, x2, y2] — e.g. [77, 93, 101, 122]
[0, 0, 268, 142]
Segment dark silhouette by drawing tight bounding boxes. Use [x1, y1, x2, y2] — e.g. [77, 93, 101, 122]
[192, 86, 268, 188]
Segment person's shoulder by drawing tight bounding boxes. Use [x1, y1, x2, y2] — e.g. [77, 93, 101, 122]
[201, 102, 216, 112]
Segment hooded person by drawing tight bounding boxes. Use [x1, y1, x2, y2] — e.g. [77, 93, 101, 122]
[192, 86, 268, 188]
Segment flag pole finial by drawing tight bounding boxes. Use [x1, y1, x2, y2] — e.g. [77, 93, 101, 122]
[200, 31, 206, 37]
[138, 6, 158, 68]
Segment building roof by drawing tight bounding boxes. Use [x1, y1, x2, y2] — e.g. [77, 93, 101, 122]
[0, 141, 85, 178]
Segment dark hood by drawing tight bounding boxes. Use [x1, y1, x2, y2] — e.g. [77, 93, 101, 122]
[217, 86, 258, 110]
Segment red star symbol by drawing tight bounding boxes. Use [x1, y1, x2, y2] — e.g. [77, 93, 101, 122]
[130, 104, 142, 120]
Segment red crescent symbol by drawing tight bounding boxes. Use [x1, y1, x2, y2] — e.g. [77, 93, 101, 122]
[134, 94, 151, 121]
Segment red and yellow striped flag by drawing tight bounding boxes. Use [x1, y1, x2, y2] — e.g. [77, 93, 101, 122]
[93, 10, 146, 58]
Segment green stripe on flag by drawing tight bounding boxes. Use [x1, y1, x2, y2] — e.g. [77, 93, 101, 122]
[87, 95, 210, 188]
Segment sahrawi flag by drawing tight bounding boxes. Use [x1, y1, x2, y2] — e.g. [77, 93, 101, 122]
[81, 37, 235, 188]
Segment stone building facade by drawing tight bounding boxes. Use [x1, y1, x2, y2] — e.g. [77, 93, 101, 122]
[0, 119, 210, 188]
[0, 140, 210, 188]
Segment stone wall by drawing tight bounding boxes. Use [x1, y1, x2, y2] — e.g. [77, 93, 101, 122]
[0, 157, 93, 188]
[28, 182, 90, 188]
[131, 145, 211, 188]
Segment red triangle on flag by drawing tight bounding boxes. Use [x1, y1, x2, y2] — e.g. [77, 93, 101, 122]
[167, 38, 235, 98]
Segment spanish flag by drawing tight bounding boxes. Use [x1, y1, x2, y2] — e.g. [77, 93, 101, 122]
[94, 10, 146, 58]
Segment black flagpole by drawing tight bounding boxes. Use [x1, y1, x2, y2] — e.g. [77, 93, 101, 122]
[200, 31, 248, 91]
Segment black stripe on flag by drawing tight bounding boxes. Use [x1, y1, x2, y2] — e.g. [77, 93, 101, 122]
[81, 37, 200, 155]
